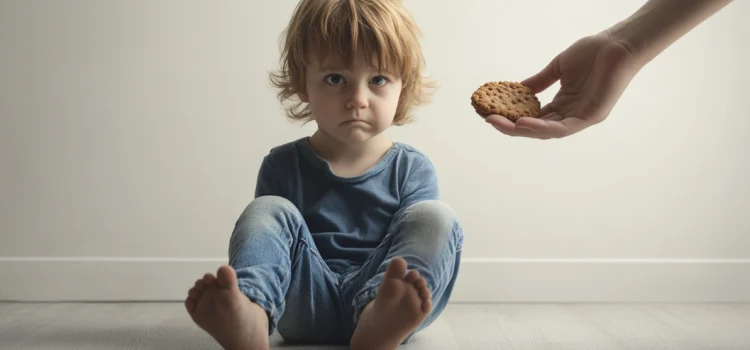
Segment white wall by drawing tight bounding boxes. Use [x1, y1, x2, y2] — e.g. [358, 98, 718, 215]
[1, 0, 748, 302]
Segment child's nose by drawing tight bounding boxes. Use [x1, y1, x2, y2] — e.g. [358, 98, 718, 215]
[346, 86, 369, 109]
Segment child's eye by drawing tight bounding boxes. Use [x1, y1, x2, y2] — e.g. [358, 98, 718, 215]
[324, 74, 345, 85]
[370, 76, 388, 86]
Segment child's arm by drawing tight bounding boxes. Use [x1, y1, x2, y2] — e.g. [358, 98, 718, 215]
[399, 157, 439, 210]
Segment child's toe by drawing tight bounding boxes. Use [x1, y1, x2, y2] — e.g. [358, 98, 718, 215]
[414, 279, 430, 299]
[188, 286, 202, 299]
[413, 277, 426, 289]
[185, 297, 197, 313]
[422, 297, 432, 313]
[195, 279, 208, 291]
[404, 270, 420, 283]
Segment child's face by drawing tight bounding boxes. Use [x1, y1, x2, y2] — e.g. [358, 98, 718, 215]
[300, 49, 402, 146]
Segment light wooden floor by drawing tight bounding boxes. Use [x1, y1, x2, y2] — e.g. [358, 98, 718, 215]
[1, 302, 749, 349]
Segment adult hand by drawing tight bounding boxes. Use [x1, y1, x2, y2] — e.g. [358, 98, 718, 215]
[486, 33, 642, 140]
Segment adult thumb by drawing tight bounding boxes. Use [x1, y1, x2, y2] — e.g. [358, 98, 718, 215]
[521, 55, 561, 94]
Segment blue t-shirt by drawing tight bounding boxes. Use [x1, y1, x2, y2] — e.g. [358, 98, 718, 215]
[254, 137, 439, 273]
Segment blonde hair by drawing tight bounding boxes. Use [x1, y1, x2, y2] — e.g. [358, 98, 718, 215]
[269, 0, 435, 125]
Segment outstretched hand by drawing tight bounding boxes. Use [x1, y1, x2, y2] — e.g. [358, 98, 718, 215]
[486, 33, 641, 140]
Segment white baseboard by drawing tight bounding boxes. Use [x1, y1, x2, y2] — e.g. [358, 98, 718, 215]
[1, 257, 749, 302]
[451, 258, 750, 303]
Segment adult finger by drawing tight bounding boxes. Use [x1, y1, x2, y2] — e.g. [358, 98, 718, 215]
[486, 115, 554, 139]
[514, 116, 554, 131]
[485, 115, 526, 137]
[498, 123, 554, 139]
[520, 55, 562, 94]
[540, 113, 565, 122]
[490, 124, 521, 137]
[484, 115, 516, 132]
[537, 100, 560, 119]
[490, 124, 549, 139]
[517, 117, 590, 139]
[555, 117, 590, 137]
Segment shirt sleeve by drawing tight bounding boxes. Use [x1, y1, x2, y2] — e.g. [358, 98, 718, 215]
[254, 155, 284, 198]
[399, 156, 439, 209]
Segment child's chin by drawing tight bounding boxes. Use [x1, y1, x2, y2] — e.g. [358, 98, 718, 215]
[335, 131, 375, 145]
[341, 138, 371, 146]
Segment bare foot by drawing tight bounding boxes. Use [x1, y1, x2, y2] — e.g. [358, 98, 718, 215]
[185, 265, 270, 350]
[350, 257, 432, 350]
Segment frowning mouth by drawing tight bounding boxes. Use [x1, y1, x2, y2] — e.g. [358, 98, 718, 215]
[342, 120, 367, 125]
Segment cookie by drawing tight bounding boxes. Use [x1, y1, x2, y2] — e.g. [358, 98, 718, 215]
[471, 81, 541, 121]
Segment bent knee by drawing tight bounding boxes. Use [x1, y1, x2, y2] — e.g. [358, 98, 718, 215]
[235, 195, 300, 228]
[244, 195, 296, 214]
[394, 200, 463, 268]
[404, 200, 457, 229]
[400, 200, 461, 242]
[235, 196, 288, 226]
[231, 196, 300, 242]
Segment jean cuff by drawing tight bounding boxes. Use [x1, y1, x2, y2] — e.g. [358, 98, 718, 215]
[238, 282, 280, 336]
[350, 285, 379, 331]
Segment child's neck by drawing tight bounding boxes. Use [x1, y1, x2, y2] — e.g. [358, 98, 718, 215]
[308, 131, 393, 177]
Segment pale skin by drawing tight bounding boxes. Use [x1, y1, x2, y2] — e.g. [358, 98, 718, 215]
[185, 49, 432, 350]
[487, 0, 733, 139]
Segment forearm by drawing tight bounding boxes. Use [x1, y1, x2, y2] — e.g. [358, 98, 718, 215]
[606, 0, 732, 65]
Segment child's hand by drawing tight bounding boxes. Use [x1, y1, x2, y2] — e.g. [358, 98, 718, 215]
[486, 33, 641, 140]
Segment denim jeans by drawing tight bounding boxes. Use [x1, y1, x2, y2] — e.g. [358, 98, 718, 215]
[228, 195, 463, 344]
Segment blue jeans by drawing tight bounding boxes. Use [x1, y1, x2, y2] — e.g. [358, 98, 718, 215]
[228, 195, 463, 344]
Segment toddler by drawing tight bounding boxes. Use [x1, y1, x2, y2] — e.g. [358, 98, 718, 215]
[185, 0, 464, 349]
